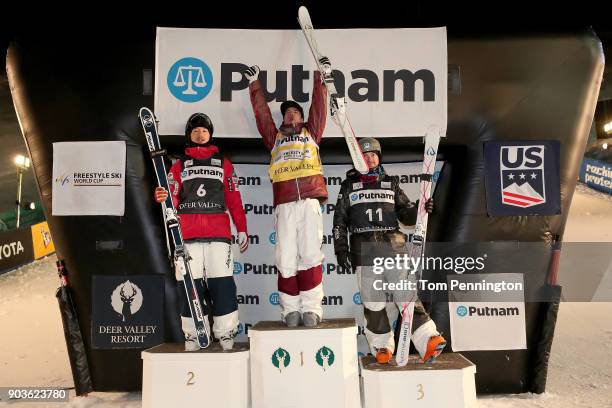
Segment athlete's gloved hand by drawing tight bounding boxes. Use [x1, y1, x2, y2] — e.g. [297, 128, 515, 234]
[244, 65, 260, 84]
[238, 232, 249, 252]
[336, 251, 352, 271]
[154, 187, 168, 203]
[318, 56, 332, 75]
[424, 198, 434, 214]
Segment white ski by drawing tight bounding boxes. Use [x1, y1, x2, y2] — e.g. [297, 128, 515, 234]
[297, 6, 368, 174]
[395, 126, 441, 366]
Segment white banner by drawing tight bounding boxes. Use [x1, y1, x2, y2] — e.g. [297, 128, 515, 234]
[52, 141, 126, 216]
[155, 27, 447, 138]
[448, 273, 527, 351]
[227, 162, 443, 354]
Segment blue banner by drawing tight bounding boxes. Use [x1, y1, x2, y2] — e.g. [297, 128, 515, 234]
[579, 158, 612, 194]
[484, 141, 561, 216]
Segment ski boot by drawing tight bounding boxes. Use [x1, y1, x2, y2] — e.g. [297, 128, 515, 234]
[184, 334, 199, 352]
[219, 327, 239, 351]
[284, 311, 302, 328]
[375, 348, 393, 364]
[302, 312, 321, 328]
[421, 335, 446, 363]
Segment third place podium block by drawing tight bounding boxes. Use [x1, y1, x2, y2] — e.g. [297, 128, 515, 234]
[249, 318, 360, 408]
[361, 353, 477, 408]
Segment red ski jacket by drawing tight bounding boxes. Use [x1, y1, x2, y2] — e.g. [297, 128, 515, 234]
[168, 145, 247, 242]
[249, 71, 329, 206]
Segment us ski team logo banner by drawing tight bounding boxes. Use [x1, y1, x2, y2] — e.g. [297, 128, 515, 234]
[484, 141, 561, 216]
[52, 141, 126, 216]
[155, 27, 447, 138]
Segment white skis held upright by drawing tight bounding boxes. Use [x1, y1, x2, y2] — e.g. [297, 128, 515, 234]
[297, 6, 368, 174]
[395, 126, 441, 366]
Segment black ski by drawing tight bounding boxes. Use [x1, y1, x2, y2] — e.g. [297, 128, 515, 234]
[139, 107, 211, 349]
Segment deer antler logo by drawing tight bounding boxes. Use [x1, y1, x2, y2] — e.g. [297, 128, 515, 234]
[316, 346, 335, 371]
[111, 281, 143, 322]
[271, 347, 290, 373]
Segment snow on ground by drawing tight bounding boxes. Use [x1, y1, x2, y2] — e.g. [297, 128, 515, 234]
[0, 184, 610, 407]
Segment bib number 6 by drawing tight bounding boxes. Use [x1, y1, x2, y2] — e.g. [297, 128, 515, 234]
[196, 184, 207, 197]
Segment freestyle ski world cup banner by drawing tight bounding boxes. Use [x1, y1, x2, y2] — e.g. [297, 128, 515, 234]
[155, 27, 447, 138]
[484, 141, 561, 216]
[52, 141, 126, 216]
[230, 162, 443, 352]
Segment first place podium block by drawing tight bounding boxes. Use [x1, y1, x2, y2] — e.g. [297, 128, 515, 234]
[142, 342, 250, 408]
[361, 353, 477, 408]
[249, 318, 360, 408]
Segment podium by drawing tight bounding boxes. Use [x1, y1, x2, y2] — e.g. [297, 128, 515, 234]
[141, 342, 250, 408]
[361, 353, 477, 408]
[249, 318, 360, 408]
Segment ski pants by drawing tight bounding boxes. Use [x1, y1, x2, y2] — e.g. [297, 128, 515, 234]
[177, 241, 239, 340]
[274, 198, 324, 319]
[356, 265, 439, 358]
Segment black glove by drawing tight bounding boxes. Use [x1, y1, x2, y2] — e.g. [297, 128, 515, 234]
[424, 198, 434, 214]
[336, 251, 352, 271]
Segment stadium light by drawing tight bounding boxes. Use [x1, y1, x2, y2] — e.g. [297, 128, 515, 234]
[14, 154, 32, 228]
[15, 154, 31, 169]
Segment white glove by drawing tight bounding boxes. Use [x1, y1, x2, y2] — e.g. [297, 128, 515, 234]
[330, 96, 346, 125]
[238, 232, 249, 252]
[244, 65, 260, 84]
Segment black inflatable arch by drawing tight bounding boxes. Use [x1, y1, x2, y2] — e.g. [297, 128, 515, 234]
[6, 29, 603, 393]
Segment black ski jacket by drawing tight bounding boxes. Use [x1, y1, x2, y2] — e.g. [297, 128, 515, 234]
[333, 166, 418, 264]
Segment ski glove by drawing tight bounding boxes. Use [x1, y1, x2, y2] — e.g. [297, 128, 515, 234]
[318, 56, 332, 75]
[238, 231, 249, 252]
[154, 186, 168, 203]
[336, 251, 352, 272]
[424, 198, 434, 214]
[245, 65, 260, 84]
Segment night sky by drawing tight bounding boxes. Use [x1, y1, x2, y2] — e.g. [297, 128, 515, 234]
[0, 3, 610, 211]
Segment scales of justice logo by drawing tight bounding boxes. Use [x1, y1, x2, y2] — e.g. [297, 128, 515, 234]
[167, 57, 213, 103]
[110, 281, 143, 322]
[500, 145, 546, 208]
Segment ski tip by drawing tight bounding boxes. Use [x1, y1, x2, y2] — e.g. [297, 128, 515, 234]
[298, 6, 312, 25]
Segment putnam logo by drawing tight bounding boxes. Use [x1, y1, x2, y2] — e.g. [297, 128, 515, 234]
[500, 145, 545, 208]
[167, 57, 213, 103]
[233, 262, 243, 275]
[269, 292, 280, 306]
[457, 305, 520, 317]
[237, 294, 259, 305]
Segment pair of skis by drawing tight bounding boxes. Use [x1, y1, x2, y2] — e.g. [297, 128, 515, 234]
[395, 127, 441, 366]
[299, 7, 443, 366]
[139, 107, 211, 349]
[297, 6, 368, 174]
